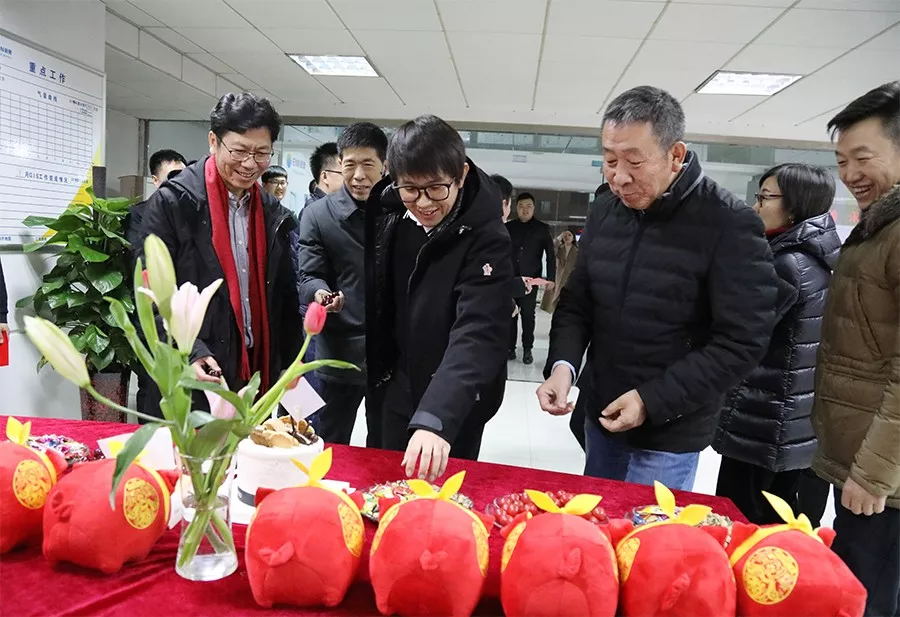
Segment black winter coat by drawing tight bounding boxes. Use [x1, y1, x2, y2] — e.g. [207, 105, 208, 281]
[506, 218, 556, 280]
[137, 158, 303, 389]
[546, 152, 779, 452]
[298, 184, 366, 384]
[714, 213, 841, 471]
[365, 161, 513, 444]
[0, 257, 7, 323]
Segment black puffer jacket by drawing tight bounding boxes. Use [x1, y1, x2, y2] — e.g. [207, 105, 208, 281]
[714, 213, 841, 471]
[138, 158, 303, 389]
[365, 160, 512, 444]
[546, 152, 779, 452]
[506, 218, 556, 281]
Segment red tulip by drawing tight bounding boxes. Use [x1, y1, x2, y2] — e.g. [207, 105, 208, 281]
[304, 302, 327, 335]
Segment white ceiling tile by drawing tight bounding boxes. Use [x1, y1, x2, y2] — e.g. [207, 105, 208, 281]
[127, 0, 247, 27]
[797, 0, 900, 11]
[447, 32, 541, 109]
[212, 51, 297, 78]
[614, 39, 744, 101]
[651, 4, 784, 43]
[262, 27, 363, 54]
[216, 75, 243, 96]
[861, 21, 900, 50]
[540, 35, 639, 66]
[313, 76, 402, 106]
[144, 27, 206, 54]
[755, 8, 898, 48]
[739, 46, 900, 127]
[226, 0, 343, 29]
[725, 44, 844, 74]
[139, 30, 182, 78]
[102, 1, 164, 26]
[681, 93, 766, 126]
[670, 0, 792, 5]
[183, 57, 217, 94]
[185, 52, 236, 73]
[329, 0, 441, 31]
[106, 11, 140, 56]
[547, 1, 663, 37]
[219, 72, 261, 90]
[436, 0, 547, 34]
[173, 28, 280, 52]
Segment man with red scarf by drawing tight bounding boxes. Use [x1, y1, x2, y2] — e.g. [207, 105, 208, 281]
[138, 92, 302, 397]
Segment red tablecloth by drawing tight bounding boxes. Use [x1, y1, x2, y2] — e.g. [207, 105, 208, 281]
[0, 416, 746, 617]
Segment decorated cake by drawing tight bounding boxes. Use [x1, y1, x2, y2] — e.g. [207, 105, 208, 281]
[236, 416, 323, 506]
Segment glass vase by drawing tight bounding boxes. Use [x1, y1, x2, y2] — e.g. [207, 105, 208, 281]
[174, 452, 237, 581]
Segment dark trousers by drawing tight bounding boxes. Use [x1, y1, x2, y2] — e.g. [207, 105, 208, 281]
[380, 374, 485, 461]
[715, 457, 832, 526]
[509, 288, 538, 351]
[716, 457, 806, 524]
[135, 364, 162, 425]
[316, 378, 366, 445]
[832, 487, 900, 617]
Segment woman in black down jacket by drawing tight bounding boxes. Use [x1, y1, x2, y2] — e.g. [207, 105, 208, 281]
[714, 163, 841, 524]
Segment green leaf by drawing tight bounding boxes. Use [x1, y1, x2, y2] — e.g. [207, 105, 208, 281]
[68, 236, 109, 263]
[188, 410, 216, 428]
[241, 373, 261, 407]
[47, 293, 69, 309]
[22, 239, 48, 253]
[48, 213, 92, 233]
[15, 295, 34, 309]
[85, 264, 123, 294]
[188, 419, 233, 459]
[40, 277, 66, 294]
[108, 424, 160, 508]
[22, 215, 60, 227]
[66, 293, 91, 308]
[179, 378, 246, 413]
[92, 346, 115, 372]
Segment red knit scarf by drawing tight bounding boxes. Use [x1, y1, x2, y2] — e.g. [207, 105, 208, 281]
[204, 156, 270, 390]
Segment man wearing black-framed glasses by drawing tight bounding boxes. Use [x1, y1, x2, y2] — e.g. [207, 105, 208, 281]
[137, 92, 302, 406]
[298, 122, 388, 445]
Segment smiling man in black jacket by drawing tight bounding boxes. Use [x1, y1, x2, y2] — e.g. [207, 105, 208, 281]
[366, 115, 512, 482]
[538, 86, 778, 490]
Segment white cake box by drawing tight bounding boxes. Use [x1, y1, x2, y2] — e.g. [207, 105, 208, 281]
[235, 437, 324, 506]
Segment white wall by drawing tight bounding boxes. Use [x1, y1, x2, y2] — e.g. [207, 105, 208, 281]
[0, 0, 107, 418]
[105, 108, 141, 195]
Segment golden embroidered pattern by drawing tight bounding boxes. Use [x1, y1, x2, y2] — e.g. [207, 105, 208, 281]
[12, 459, 52, 509]
[123, 477, 159, 530]
[371, 503, 401, 555]
[501, 522, 527, 572]
[338, 502, 364, 558]
[616, 537, 641, 583]
[742, 546, 799, 605]
[472, 521, 489, 576]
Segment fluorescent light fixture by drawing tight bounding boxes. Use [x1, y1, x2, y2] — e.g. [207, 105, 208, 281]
[696, 70, 802, 96]
[287, 54, 378, 77]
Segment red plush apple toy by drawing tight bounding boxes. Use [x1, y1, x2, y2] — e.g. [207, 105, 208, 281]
[501, 489, 619, 617]
[610, 482, 736, 617]
[369, 471, 491, 617]
[245, 448, 365, 609]
[42, 456, 177, 573]
[725, 491, 866, 617]
[0, 417, 67, 553]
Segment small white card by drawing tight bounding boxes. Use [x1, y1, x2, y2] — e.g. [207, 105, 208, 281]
[280, 377, 326, 421]
[97, 426, 177, 470]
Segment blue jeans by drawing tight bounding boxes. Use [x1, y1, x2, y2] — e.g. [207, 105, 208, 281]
[584, 419, 699, 491]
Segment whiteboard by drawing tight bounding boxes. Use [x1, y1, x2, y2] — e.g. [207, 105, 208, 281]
[0, 31, 105, 244]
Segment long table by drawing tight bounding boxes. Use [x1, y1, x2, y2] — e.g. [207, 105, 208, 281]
[1, 416, 746, 617]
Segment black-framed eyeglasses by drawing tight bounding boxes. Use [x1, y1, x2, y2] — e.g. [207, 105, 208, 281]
[322, 169, 342, 176]
[755, 193, 783, 203]
[219, 140, 273, 164]
[265, 178, 288, 186]
[393, 182, 455, 204]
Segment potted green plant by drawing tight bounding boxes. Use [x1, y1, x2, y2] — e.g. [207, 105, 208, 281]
[17, 187, 137, 421]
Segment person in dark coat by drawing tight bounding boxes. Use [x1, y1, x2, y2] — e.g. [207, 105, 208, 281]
[507, 192, 555, 364]
[298, 123, 388, 445]
[366, 115, 513, 482]
[304, 142, 341, 208]
[538, 86, 778, 491]
[713, 163, 840, 524]
[137, 93, 302, 404]
[0, 257, 7, 346]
